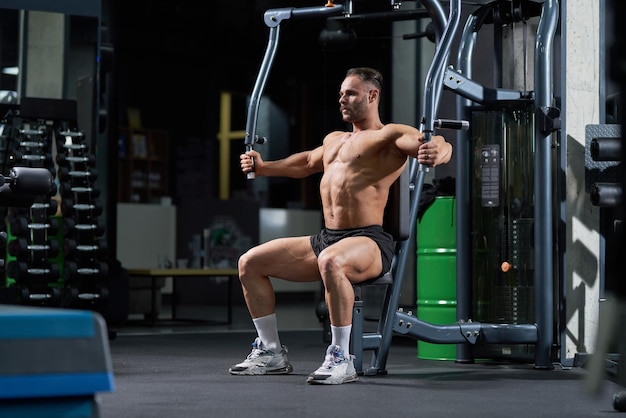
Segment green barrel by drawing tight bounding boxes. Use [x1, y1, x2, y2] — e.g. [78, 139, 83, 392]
[416, 196, 457, 360]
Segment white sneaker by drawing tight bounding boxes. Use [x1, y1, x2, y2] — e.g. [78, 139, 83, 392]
[307, 345, 358, 385]
[229, 337, 293, 375]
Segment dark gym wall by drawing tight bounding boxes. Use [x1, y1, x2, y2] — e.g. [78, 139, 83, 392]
[104, 0, 394, 209]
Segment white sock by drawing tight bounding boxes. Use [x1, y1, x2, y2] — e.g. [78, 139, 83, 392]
[253, 313, 281, 353]
[331, 324, 352, 356]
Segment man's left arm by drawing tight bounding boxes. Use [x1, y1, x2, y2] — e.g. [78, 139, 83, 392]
[389, 123, 452, 167]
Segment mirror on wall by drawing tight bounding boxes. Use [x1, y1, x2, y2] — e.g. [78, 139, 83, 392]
[0, 7, 99, 107]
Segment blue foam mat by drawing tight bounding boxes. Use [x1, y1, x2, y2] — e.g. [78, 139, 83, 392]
[0, 397, 98, 418]
[0, 306, 95, 339]
[0, 372, 115, 399]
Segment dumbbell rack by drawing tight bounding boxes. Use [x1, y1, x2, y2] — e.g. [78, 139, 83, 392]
[56, 125, 109, 308]
[3, 114, 63, 305]
[0, 100, 109, 310]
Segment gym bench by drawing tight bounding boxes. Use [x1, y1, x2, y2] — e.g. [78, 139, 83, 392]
[127, 268, 238, 325]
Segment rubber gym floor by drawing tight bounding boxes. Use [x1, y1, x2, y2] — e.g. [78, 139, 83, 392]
[97, 303, 624, 418]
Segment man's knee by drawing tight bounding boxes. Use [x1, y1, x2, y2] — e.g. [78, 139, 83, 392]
[238, 247, 254, 276]
[238, 244, 269, 277]
[317, 250, 343, 278]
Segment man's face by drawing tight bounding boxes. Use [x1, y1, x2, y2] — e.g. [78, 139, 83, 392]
[338, 75, 371, 123]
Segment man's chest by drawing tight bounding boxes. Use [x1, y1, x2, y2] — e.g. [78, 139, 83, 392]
[324, 135, 378, 167]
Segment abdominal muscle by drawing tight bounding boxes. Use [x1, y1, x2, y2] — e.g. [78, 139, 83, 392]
[319, 165, 389, 230]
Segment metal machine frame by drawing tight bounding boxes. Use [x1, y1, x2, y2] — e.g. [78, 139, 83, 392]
[244, 0, 560, 376]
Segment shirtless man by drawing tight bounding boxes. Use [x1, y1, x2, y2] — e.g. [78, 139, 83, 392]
[229, 67, 452, 384]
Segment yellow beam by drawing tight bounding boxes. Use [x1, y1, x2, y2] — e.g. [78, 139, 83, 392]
[217, 92, 246, 200]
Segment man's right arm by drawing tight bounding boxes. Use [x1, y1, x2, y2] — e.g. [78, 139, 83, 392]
[241, 147, 323, 178]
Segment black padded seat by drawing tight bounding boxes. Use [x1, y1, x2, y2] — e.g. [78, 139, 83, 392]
[358, 270, 394, 287]
[371, 271, 394, 286]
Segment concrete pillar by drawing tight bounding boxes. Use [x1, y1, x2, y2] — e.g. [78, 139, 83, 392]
[563, 0, 602, 359]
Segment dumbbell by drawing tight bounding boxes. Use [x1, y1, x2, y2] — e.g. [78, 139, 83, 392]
[24, 286, 63, 306]
[9, 151, 54, 164]
[57, 166, 98, 181]
[59, 142, 89, 153]
[8, 237, 60, 258]
[64, 261, 109, 280]
[7, 260, 60, 281]
[589, 136, 623, 207]
[63, 238, 108, 257]
[62, 218, 106, 237]
[64, 285, 109, 306]
[10, 217, 60, 236]
[17, 139, 45, 148]
[56, 153, 96, 166]
[57, 129, 85, 141]
[18, 127, 46, 137]
[61, 198, 103, 216]
[590, 137, 622, 161]
[31, 200, 59, 216]
[590, 182, 622, 207]
[59, 182, 101, 198]
[0, 166, 54, 196]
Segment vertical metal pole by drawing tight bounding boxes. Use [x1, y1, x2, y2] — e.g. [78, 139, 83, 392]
[533, 0, 559, 369]
[455, 13, 479, 363]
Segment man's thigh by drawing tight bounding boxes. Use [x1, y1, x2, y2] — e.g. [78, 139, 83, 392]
[318, 236, 383, 283]
[248, 236, 321, 282]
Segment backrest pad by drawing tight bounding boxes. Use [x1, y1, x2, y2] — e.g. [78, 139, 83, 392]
[382, 161, 410, 241]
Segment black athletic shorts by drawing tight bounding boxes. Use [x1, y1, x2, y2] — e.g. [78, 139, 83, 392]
[309, 225, 394, 279]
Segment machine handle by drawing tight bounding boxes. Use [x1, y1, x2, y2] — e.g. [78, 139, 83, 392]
[434, 118, 470, 131]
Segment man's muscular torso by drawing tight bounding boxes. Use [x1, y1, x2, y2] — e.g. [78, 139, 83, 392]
[319, 128, 407, 230]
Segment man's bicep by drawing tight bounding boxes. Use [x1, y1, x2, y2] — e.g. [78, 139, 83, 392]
[393, 126, 423, 158]
[308, 146, 325, 171]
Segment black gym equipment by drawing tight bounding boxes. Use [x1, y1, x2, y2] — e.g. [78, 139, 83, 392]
[0, 166, 53, 207]
[244, 0, 560, 375]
